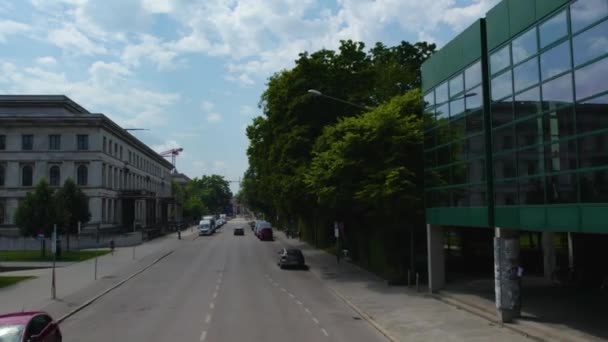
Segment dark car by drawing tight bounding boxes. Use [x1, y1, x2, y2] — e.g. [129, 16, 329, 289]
[259, 227, 273, 241]
[233, 227, 245, 236]
[0, 311, 62, 342]
[277, 248, 306, 269]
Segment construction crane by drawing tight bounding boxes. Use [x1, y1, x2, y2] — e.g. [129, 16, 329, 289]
[159, 148, 183, 171]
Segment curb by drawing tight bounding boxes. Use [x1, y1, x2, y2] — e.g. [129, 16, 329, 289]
[276, 233, 398, 342]
[57, 250, 174, 324]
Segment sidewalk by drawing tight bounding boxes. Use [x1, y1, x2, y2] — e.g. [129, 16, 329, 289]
[275, 232, 529, 342]
[0, 227, 197, 316]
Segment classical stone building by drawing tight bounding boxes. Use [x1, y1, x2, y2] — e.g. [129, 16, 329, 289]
[0, 95, 175, 235]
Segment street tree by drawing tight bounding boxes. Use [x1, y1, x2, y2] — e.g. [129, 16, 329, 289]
[15, 179, 57, 257]
[55, 178, 91, 251]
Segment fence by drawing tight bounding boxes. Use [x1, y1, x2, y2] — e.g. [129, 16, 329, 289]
[0, 231, 143, 251]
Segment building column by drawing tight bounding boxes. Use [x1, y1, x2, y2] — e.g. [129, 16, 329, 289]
[427, 224, 445, 293]
[542, 232, 556, 280]
[494, 228, 521, 323]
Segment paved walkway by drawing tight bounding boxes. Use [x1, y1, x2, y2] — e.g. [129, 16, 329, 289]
[0, 227, 198, 315]
[275, 232, 529, 342]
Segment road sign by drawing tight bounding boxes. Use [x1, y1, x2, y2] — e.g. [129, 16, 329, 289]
[334, 222, 339, 238]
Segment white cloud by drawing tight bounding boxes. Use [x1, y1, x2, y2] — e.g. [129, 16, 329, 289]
[201, 100, 214, 111]
[0, 20, 30, 42]
[206, 112, 222, 123]
[35, 56, 57, 67]
[47, 24, 107, 55]
[239, 105, 255, 117]
[141, 0, 173, 14]
[121, 34, 178, 69]
[151, 139, 182, 154]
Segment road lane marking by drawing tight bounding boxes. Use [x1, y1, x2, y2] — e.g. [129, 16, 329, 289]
[312, 317, 319, 324]
[289, 293, 295, 299]
[273, 282, 278, 286]
[216, 284, 220, 291]
[304, 308, 311, 314]
[281, 288, 287, 292]
[321, 328, 329, 337]
[205, 314, 212, 324]
[217, 278, 222, 283]
[213, 292, 218, 299]
[296, 300, 303, 305]
[210, 302, 215, 310]
[200, 331, 207, 341]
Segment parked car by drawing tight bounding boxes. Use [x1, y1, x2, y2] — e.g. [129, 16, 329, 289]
[255, 221, 271, 238]
[198, 219, 213, 236]
[277, 248, 306, 269]
[0, 311, 62, 342]
[233, 227, 245, 236]
[259, 226, 273, 241]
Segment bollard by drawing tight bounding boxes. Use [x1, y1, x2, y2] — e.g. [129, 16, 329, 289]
[416, 273, 420, 292]
[94, 256, 98, 280]
[407, 269, 411, 287]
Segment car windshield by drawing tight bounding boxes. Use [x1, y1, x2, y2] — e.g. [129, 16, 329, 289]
[287, 250, 301, 256]
[0, 324, 25, 342]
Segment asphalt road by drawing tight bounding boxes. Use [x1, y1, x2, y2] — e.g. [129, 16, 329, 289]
[60, 219, 387, 342]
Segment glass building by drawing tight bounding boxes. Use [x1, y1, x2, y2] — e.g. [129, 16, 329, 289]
[422, 0, 608, 233]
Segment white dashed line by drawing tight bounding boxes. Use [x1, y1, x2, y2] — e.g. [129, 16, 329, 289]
[321, 328, 329, 337]
[304, 308, 311, 314]
[200, 331, 207, 341]
[215, 284, 220, 291]
[213, 292, 218, 299]
[296, 300, 303, 305]
[209, 302, 215, 310]
[288, 293, 295, 299]
[312, 317, 319, 325]
[281, 288, 287, 292]
[273, 282, 278, 287]
[205, 314, 212, 324]
[217, 278, 222, 283]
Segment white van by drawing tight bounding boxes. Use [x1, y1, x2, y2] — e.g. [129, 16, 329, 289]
[198, 219, 213, 236]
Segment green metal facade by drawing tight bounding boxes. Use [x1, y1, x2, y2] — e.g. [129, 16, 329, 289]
[422, 0, 608, 233]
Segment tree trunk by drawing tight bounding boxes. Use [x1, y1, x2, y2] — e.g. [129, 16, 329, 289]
[41, 239, 46, 258]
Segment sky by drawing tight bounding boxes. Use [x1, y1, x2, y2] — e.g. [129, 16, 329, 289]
[0, 0, 500, 194]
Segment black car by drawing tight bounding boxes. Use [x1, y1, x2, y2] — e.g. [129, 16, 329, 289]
[233, 227, 245, 236]
[277, 248, 306, 269]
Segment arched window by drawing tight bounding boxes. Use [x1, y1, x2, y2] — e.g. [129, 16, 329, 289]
[49, 166, 60, 186]
[22, 165, 33, 186]
[0, 165, 5, 186]
[0, 202, 4, 224]
[77, 165, 88, 186]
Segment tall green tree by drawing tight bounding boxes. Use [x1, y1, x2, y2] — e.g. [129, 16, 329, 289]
[56, 179, 91, 251]
[188, 175, 232, 215]
[15, 179, 57, 256]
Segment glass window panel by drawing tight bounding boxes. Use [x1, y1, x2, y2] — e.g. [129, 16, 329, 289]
[465, 134, 485, 158]
[575, 57, 608, 100]
[576, 94, 608, 133]
[494, 153, 517, 179]
[573, 19, 608, 66]
[436, 82, 448, 104]
[425, 150, 436, 168]
[452, 163, 467, 185]
[437, 145, 451, 166]
[518, 146, 545, 177]
[424, 130, 435, 149]
[514, 57, 539, 92]
[516, 116, 544, 148]
[580, 168, 608, 202]
[492, 70, 513, 101]
[542, 73, 573, 109]
[465, 61, 482, 90]
[453, 186, 469, 207]
[546, 173, 578, 203]
[540, 41, 571, 80]
[468, 158, 486, 183]
[436, 103, 449, 120]
[512, 27, 538, 64]
[515, 86, 542, 119]
[495, 180, 518, 205]
[539, 10, 568, 48]
[578, 131, 608, 168]
[436, 124, 452, 146]
[450, 117, 466, 142]
[545, 140, 577, 173]
[465, 86, 482, 111]
[469, 184, 486, 206]
[571, 0, 608, 33]
[543, 107, 576, 141]
[451, 138, 466, 163]
[493, 125, 515, 152]
[437, 166, 451, 186]
[424, 91, 435, 108]
[491, 45, 511, 75]
[518, 177, 546, 204]
[449, 74, 464, 97]
[491, 96, 514, 127]
[465, 111, 484, 135]
[450, 98, 465, 118]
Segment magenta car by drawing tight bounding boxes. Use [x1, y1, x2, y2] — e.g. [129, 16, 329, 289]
[0, 311, 62, 342]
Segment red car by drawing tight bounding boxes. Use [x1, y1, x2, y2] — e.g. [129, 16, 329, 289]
[260, 227, 274, 241]
[0, 311, 62, 342]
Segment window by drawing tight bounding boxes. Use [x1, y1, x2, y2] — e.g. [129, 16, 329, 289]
[449, 74, 464, 97]
[514, 86, 542, 119]
[0, 135, 5, 150]
[540, 41, 571, 81]
[22, 165, 33, 186]
[512, 27, 538, 64]
[77, 165, 88, 186]
[576, 94, 608, 133]
[545, 140, 577, 172]
[435, 82, 448, 105]
[436, 103, 449, 120]
[102, 164, 106, 187]
[465, 61, 482, 90]
[514, 57, 539, 92]
[539, 10, 568, 48]
[0, 164, 4, 186]
[491, 97, 513, 128]
[77, 135, 89, 150]
[103, 137, 107, 153]
[542, 73, 573, 109]
[543, 107, 576, 141]
[0, 201, 4, 223]
[546, 173, 578, 204]
[491, 45, 510, 75]
[571, 0, 608, 34]
[49, 166, 60, 186]
[424, 92, 434, 108]
[573, 19, 608, 66]
[120, 146, 123, 160]
[22, 134, 33, 150]
[518, 177, 545, 204]
[517, 147, 545, 177]
[578, 131, 608, 168]
[495, 180, 518, 205]
[494, 154, 517, 179]
[25, 315, 51, 339]
[516, 117, 543, 148]
[491, 70, 513, 101]
[102, 199, 106, 223]
[114, 143, 118, 156]
[49, 135, 61, 150]
[465, 111, 484, 134]
[580, 168, 608, 202]
[450, 98, 465, 118]
[575, 57, 608, 100]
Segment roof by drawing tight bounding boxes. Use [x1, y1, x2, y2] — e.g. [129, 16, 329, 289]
[0, 95, 89, 115]
[0, 311, 45, 324]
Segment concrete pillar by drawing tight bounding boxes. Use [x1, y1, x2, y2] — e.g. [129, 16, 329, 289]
[542, 232, 556, 280]
[494, 228, 521, 323]
[427, 224, 445, 293]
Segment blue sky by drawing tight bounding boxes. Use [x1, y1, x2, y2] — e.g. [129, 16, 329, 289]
[0, 0, 499, 193]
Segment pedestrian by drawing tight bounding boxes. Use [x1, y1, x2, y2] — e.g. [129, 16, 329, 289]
[109, 239, 115, 255]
